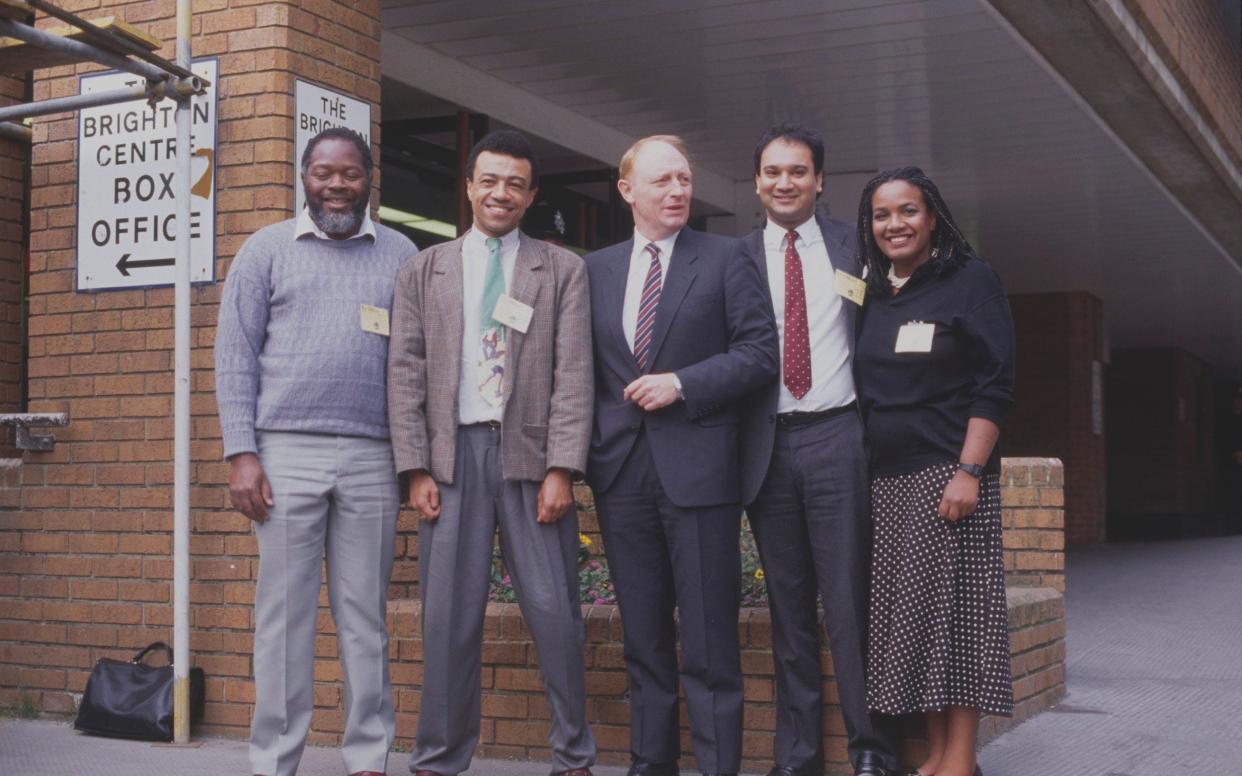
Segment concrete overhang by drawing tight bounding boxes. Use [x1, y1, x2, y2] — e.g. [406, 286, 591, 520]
[381, 0, 1242, 378]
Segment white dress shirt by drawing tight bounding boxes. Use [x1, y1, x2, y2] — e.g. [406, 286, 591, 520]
[458, 227, 519, 424]
[763, 216, 856, 413]
[294, 207, 377, 241]
[622, 229, 680, 351]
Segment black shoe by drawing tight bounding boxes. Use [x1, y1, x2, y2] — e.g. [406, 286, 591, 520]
[626, 759, 678, 776]
[855, 751, 893, 776]
[769, 766, 822, 776]
[767, 768, 797, 776]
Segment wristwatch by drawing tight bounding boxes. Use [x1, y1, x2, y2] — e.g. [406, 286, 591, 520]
[958, 462, 985, 478]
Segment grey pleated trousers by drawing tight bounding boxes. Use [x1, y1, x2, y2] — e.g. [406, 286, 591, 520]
[410, 423, 596, 775]
[249, 431, 399, 776]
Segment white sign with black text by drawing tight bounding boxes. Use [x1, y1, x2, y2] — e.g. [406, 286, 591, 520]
[294, 79, 371, 214]
[76, 59, 218, 291]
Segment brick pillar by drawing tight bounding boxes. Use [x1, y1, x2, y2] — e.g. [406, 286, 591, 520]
[1004, 292, 1107, 545]
[0, 73, 28, 449]
[2, 0, 382, 727]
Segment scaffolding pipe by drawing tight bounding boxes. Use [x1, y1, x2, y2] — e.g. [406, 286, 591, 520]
[26, 0, 200, 82]
[172, 0, 193, 745]
[0, 122, 31, 142]
[0, 17, 171, 85]
[0, 83, 152, 123]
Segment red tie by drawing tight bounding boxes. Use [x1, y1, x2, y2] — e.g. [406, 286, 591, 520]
[783, 230, 812, 399]
[633, 243, 662, 372]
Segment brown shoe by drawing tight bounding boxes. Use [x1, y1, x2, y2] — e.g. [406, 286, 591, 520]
[552, 770, 594, 776]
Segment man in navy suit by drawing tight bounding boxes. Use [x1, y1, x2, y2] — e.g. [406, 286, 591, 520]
[738, 125, 899, 776]
[584, 135, 778, 776]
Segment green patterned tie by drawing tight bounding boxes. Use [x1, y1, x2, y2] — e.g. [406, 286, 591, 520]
[477, 236, 506, 406]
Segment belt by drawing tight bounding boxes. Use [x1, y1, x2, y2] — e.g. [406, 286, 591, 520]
[463, 420, 501, 430]
[776, 401, 857, 427]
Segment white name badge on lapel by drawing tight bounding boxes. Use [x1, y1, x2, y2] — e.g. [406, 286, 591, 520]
[895, 322, 935, 353]
[834, 269, 866, 306]
[492, 294, 534, 334]
[360, 304, 390, 336]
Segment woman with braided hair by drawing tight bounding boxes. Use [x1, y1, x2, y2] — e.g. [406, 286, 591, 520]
[852, 167, 1016, 776]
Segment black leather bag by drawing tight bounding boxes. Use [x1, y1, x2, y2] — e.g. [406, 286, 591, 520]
[74, 641, 205, 741]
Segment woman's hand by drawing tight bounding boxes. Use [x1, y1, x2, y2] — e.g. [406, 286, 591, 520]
[938, 469, 980, 522]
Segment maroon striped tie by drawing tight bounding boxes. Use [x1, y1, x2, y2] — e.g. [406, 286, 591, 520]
[633, 243, 662, 371]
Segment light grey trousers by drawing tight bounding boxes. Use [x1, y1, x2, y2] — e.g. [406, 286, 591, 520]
[249, 431, 399, 776]
[411, 423, 596, 775]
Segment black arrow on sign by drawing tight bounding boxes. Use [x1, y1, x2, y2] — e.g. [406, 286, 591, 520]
[116, 253, 174, 277]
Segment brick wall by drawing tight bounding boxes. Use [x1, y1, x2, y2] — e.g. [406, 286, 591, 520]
[1121, 0, 1242, 167]
[0, 73, 28, 452]
[1005, 292, 1107, 546]
[382, 584, 1066, 774]
[2, 456, 1066, 770]
[1, 0, 382, 718]
[1001, 458, 1066, 592]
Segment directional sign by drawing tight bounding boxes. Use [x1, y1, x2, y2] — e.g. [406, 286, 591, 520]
[76, 58, 218, 291]
[294, 79, 371, 215]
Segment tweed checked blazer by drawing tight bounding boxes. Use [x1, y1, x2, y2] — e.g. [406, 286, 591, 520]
[387, 230, 593, 485]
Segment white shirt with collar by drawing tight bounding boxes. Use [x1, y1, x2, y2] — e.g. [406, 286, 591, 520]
[763, 216, 855, 413]
[294, 207, 377, 241]
[622, 228, 680, 351]
[458, 226, 519, 424]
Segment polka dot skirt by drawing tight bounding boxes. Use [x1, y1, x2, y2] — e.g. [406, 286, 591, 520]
[866, 461, 1014, 716]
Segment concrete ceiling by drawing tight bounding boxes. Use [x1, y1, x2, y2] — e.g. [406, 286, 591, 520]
[380, 0, 1242, 377]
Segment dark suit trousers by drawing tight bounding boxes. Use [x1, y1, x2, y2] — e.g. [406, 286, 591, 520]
[595, 431, 743, 773]
[747, 410, 898, 774]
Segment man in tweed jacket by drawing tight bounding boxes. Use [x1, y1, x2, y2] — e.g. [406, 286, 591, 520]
[387, 130, 596, 776]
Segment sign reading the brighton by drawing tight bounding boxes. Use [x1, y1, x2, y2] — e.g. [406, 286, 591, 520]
[76, 59, 218, 291]
[294, 79, 371, 214]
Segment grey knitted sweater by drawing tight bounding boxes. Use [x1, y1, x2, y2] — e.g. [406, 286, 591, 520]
[214, 218, 418, 458]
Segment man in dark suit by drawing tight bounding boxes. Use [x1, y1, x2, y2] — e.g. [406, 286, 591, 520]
[585, 135, 778, 776]
[739, 125, 899, 776]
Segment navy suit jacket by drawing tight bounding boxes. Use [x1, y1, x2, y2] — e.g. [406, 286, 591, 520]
[584, 227, 779, 508]
[738, 214, 864, 506]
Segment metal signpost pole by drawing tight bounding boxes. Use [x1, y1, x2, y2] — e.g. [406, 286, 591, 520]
[172, 0, 193, 745]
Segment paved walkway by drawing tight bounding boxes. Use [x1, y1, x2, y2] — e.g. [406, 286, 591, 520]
[978, 535, 1242, 775]
[3, 536, 1240, 775]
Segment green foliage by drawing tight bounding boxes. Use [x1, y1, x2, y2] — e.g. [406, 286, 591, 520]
[1, 693, 39, 719]
[739, 516, 769, 607]
[488, 521, 768, 607]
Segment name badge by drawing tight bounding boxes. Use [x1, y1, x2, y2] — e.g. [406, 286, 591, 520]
[895, 322, 935, 353]
[360, 304, 389, 337]
[492, 294, 534, 334]
[834, 269, 866, 306]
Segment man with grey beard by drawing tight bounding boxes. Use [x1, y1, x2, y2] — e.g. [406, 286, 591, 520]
[214, 127, 418, 776]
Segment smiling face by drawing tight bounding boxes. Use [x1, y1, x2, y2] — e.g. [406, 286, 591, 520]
[302, 137, 371, 239]
[755, 138, 823, 230]
[618, 140, 692, 241]
[466, 151, 537, 238]
[870, 179, 937, 273]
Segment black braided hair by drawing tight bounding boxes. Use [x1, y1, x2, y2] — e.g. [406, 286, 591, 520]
[856, 166, 975, 297]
